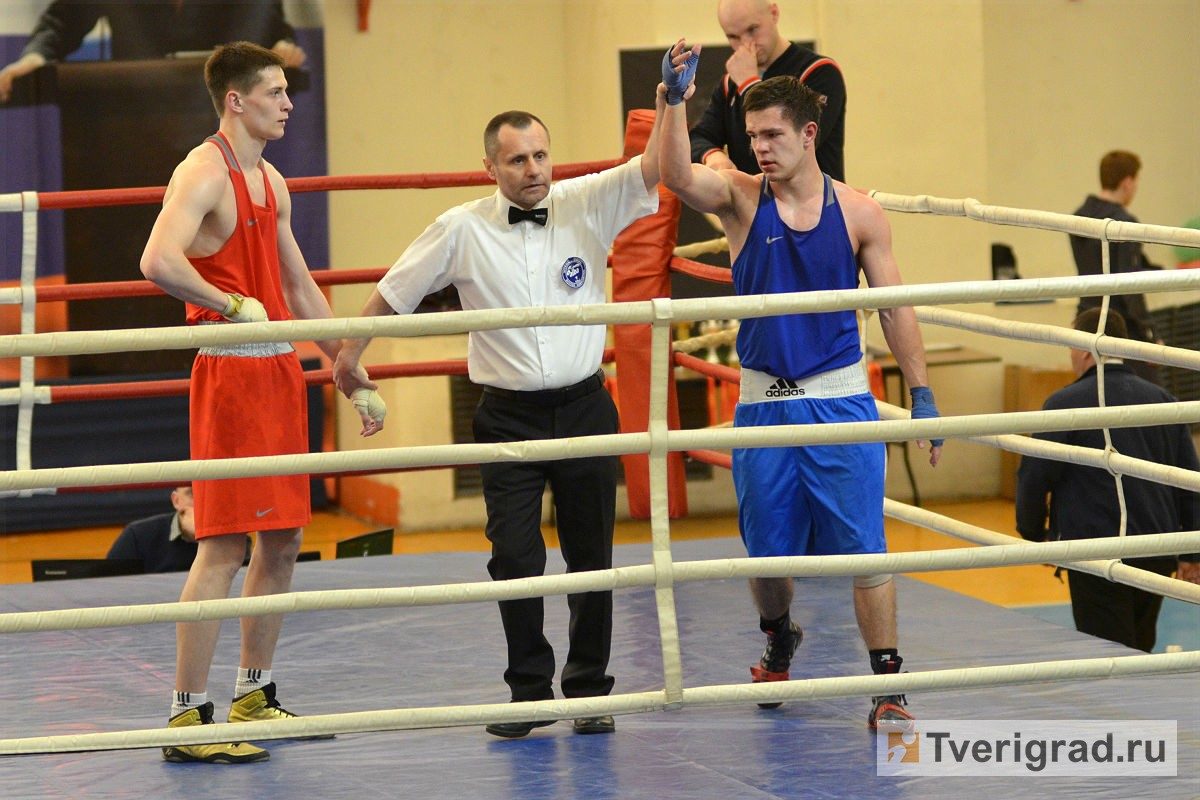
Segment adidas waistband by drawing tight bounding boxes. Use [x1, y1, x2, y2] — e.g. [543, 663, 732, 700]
[739, 361, 869, 403]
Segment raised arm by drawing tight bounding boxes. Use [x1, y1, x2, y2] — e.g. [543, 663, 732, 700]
[659, 39, 738, 216]
[638, 82, 671, 191]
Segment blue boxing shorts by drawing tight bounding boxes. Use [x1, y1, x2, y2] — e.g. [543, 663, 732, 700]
[732, 365, 886, 558]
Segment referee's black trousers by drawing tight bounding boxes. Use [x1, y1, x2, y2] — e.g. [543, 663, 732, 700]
[473, 376, 618, 702]
[1067, 556, 1176, 653]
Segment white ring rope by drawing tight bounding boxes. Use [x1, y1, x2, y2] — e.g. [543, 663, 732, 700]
[0, 384, 51, 407]
[3, 530, 1196, 636]
[672, 236, 729, 258]
[2, 270, 1199, 359]
[883, 500, 1200, 605]
[1, 652, 1196, 754]
[915, 306, 1200, 372]
[3, 403, 1199, 495]
[0, 191, 23, 213]
[871, 191, 1200, 248]
[671, 323, 739, 354]
[876, 403, 1200, 495]
[911, 302, 1192, 573]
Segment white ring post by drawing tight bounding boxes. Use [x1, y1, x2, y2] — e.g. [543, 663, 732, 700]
[649, 297, 684, 708]
[16, 192, 40, 497]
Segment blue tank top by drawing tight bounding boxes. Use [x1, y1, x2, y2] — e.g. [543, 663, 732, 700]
[732, 174, 862, 380]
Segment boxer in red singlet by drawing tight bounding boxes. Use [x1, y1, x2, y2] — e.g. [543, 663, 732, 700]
[140, 41, 374, 763]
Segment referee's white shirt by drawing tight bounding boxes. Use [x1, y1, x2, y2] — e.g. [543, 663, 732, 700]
[377, 155, 659, 391]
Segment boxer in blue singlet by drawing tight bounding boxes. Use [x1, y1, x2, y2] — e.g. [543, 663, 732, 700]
[658, 39, 943, 731]
[732, 172, 885, 562]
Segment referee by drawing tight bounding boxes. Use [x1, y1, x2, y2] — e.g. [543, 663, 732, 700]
[335, 91, 672, 737]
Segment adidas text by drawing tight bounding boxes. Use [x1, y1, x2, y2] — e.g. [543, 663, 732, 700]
[765, 379, 805, 398]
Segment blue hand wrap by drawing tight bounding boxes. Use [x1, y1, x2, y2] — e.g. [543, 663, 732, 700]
[909, 386, 943, 448]
[662, 46, 699, 105]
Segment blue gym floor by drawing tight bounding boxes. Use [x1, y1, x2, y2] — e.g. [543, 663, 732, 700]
[1, 537, 1197, 799]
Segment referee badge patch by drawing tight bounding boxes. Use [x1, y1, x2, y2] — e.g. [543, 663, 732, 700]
[560, 257, 586, 289]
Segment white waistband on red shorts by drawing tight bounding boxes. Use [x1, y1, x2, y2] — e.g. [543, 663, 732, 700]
[739, 360, 869, 403]
[197, 341, 295, 358]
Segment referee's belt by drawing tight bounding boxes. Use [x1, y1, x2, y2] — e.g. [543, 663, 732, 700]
[482, 369, 606, 407]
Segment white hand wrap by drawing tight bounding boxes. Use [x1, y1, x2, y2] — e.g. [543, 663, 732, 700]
[222, 293, 268, 323]
[351, 388, 387, 426]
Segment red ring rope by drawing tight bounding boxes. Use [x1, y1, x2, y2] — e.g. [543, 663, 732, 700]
[29, 268, 391, 303]
[670, 256, 732, 284]
[672, 351, 740, 384]
[33, 160, 624, 211]
[26, 262, 616, 304]
[42, 360, 464, 403]
[40, 349, 616, 404]
[685, 449, 732, 470]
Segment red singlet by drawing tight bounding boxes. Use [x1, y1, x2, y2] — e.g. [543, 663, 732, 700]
[186, 132, 310, 537]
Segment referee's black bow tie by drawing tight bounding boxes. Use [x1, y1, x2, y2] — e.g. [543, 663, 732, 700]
[508, 206, 548, 226]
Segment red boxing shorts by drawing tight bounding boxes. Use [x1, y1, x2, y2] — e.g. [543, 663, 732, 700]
[189, 346, 310, 537]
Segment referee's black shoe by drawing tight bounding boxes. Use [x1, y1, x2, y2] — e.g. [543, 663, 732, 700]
[485, 718, 557, 739]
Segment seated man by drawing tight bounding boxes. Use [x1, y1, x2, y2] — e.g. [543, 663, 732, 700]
[107, 486, 198, 573]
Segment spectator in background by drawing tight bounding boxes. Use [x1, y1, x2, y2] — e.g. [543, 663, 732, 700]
[107, 486, 198, 573]
[1016, 309, 1200, 653]
[1068, 150, 1161, 382]
[0, 0, 306, 102]
[689, 0, 846, 180]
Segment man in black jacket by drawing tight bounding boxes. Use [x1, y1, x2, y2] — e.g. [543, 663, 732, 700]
[689, 0, 845, 180]
[107, 486, 198, 574]
[1016, 309, 1200, 652]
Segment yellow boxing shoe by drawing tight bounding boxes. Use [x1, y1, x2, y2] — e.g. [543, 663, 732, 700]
[228, 682, 334, 740]
[162, 701, 269, 764]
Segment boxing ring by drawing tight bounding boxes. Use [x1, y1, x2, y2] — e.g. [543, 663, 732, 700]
[3, 152, 1200, 798]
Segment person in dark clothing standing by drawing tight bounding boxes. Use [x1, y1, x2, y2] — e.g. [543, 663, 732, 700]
[1016, 309, 1200, 653]
[1068, 150, 1162, 381]
[0, 0, 306, 103]
[107, 486, 199, 574]
[689, 0, 845, 180]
